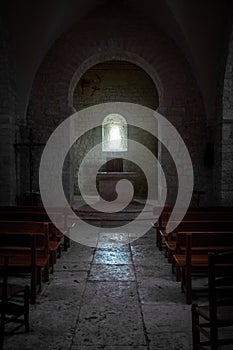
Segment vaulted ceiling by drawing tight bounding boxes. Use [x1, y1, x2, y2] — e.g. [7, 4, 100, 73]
[3, 0, 233, 119]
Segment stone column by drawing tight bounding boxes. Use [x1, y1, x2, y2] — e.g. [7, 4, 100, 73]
[0, 18, 17, 205]
[219, 30, 233, 205]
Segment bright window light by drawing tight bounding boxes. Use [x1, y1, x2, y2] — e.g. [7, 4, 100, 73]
[102, 114, 127, 152]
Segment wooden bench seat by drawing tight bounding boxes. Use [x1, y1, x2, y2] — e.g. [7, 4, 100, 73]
[0, 220, 60, 273]
[166, 230, 233, 264]
[153, 206, 233, 251]
[153, 206, 233, 217]
[173, 232, 233, 304]
[0, 210, 71, 251]
[0, 254, 30, 348]
[0, 233, 50, 304]
[192, 251, 233, 349]
[160, 220, 233, 256]
[159, 218, 233, 251]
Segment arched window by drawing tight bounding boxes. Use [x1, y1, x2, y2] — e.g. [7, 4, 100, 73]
[102, 113, 127, 152]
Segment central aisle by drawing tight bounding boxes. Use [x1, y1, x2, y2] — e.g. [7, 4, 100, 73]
[4, 228, 192, 350]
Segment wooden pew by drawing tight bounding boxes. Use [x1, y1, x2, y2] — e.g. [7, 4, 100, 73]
[0, 253, 30, 347]
[0, 232, 50, 304]
[153, 206, 172, 248]
[0, 226, 50, 280]
[0, 209, 71, 251]
[168, 229, 233, 278]
[153, 206, 233, 251]
[173, 232, 233, 304]
[0, 220, 59, 273]
[158, 215, 233, 252]
[0, 211, 67, 254]
[0, 205, 67, 212]
[192, 251, 233, 349]
[153, 206, 233, 218]
[165, 221, 233, 263]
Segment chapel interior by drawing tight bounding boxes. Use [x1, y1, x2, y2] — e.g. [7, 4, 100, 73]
[1, 1, 233, 349]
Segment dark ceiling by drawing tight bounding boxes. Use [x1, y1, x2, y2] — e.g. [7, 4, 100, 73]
[3, 0, 233, 119]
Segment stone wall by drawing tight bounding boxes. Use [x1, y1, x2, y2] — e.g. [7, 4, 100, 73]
[73, 61, 159, 197]
[27, 3, 208, 206]
[0, 18, 17, 205]
[218, 28, 233, 204]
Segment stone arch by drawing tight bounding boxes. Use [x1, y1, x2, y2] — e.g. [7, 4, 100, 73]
[29, 15, 203, 124]
[68, 51, 164, 110]
[71, 59, 159, 199]
[27, 11, 207, 205]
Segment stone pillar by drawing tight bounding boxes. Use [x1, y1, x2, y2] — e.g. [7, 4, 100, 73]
[0, 18, 17, 205]
[218, 30, 233, 205]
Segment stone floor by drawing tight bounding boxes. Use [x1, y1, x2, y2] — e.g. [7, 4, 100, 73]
[3, 227, 197, 350]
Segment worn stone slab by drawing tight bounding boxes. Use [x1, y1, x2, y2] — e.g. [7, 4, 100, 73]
[134, 261, 171, 278]
[96, 242, 131, 249]
[89, 264, 135, 281]
[74, 281, 146, 346]
[80, 281, 139, 307]
[4, 300, 79, 350]
[49, 271, 88, 285]
[96, 245, 131, 252]
[41, 271, 87, 303]
[93, 250, 132, 265]
[41, 284, 84, 303]
[130, 233, 157, 247]
[142, 303, 192, 334]
[3, 334, 72, 350]
[71, 346, 148, 350]
[30, 299, 79, 335]
[131, 246, 162, 266]
[97, 232, 130, 247]
[55, 261, 91, 272]
[74, 309, 146, 347]
[62, 243, 95, 262]
[137, 277, 186, 304]
[147, 332, 191, 350]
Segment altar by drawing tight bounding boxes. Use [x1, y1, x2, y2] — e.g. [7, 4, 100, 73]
[97, 172, 137, 201]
